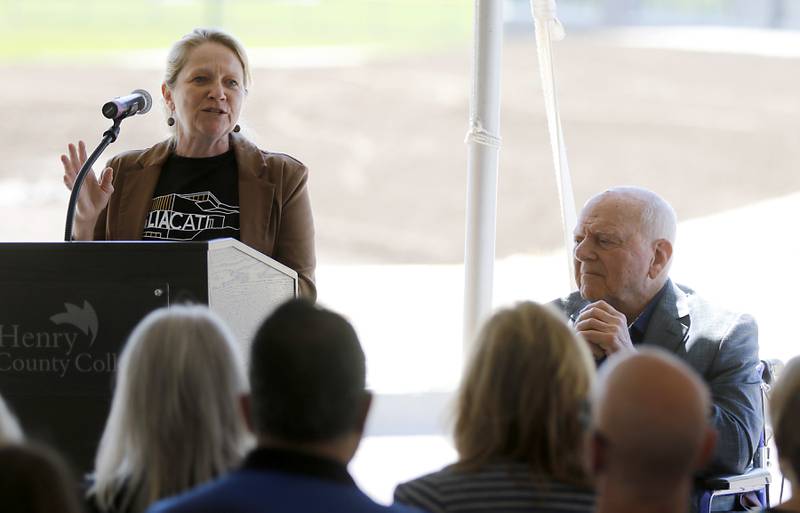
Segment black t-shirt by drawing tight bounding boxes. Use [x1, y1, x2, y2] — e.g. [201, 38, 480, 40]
[142, 150, 240, 241]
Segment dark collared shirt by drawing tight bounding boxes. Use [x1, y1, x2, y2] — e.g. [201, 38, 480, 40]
[241, 447, 355, 486]
[628, 281, 670, 345]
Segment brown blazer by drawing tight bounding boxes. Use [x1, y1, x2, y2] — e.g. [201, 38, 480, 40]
[93, 133, 317, 301]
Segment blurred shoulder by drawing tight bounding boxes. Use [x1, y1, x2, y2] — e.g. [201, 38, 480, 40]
[677, 282, 757, 334]
[394, 466, 457, 513]
[107, 138, 173, 173]
[260, 149, 308, 178]
[550, 290, 587, 319]
[232, 134, 307, 179]
[106, 148, 148, 171]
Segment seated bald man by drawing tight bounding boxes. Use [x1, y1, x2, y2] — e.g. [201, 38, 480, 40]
[590, 349, 717, 513]
[552, 186, 761, 475]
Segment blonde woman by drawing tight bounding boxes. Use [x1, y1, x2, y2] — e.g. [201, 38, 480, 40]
[87, 305, 250, 513]
[766, 356, 800, 513]
[60, 28, 316, 300]
[394, 301, 596, 513]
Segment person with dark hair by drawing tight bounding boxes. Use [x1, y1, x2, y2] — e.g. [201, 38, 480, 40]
[0, 443, 84, 513]
[146, 299, 418, 513]
[394, 301, 596, 513]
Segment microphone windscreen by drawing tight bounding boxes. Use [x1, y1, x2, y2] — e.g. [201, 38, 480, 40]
[132, 89, 152, 114]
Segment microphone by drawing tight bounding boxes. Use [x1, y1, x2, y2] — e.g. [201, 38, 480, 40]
[101, 89, 152, 120]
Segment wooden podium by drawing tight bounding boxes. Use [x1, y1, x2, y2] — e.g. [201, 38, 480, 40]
[0, 239, 297, 472]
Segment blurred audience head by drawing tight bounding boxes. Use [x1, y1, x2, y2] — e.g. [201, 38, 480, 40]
[0, 394, 23, 445]
[249, 299, 369, 461]
[454, 301, 595, 484]
[771, 356, 800, 487]
[91, 305, 249, 513]
[0, 443, 83, 513]
[590, 349, 715, 503]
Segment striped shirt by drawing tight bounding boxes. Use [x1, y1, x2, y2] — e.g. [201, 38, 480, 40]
[393, 462, 594, 513]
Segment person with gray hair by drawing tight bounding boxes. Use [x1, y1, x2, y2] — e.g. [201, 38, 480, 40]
[87, 305, 250, 513]
[764, 356, 800, 512]
[589, 349, 717, 513]
[0, 393, 24, 445]
[60, 27, 316, 300]
[552, 186, 761, 476]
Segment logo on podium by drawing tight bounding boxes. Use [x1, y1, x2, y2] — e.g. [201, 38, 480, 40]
[49, 300, 99, 346]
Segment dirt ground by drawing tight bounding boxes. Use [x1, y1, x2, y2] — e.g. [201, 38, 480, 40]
[2, 32, 799, 263]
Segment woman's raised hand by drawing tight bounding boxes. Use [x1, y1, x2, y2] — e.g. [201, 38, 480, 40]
[60, 141, 114, 239]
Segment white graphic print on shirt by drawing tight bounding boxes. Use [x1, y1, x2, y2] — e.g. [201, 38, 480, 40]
[143, 191, 240, 241]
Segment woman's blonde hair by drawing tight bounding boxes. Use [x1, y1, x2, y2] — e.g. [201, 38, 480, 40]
[164, 27, 252, 91]
[90, 305, 250, 513]
[454, 301, 595, 485]
[770, 356, 800, 485]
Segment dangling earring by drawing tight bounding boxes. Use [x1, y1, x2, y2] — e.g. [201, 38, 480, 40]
[167, 115, 175, 127]
[233, 124, 241, 133]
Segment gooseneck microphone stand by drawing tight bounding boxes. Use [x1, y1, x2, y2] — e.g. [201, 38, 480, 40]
[63, 119, 122, 241]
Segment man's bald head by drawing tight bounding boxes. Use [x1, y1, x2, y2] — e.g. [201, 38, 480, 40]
[586, 186, 677, 245]
[573, 187, 677, 318]
[590, 349, 715, 496]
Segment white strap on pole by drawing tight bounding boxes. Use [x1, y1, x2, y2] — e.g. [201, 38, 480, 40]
[530, 0, 577, 290]
[465, 118, 502, 149]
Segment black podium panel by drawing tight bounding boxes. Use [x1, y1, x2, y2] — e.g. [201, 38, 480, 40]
[1, 281, 165, 393]
[0, 242, 212, 472]
[0, 240, 297, 474]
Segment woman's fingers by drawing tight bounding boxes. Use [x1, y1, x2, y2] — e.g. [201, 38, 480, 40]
[68, 143, 79, 168]
[61, 154, 76, 189]
[98, 167, 114, 194]
[60, 153, 73, 174]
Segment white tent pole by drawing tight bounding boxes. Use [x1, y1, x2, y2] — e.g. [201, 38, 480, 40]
[463, 0, 504, 350]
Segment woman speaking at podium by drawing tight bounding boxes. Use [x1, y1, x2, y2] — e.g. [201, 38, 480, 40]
[60, 28, 316, 300]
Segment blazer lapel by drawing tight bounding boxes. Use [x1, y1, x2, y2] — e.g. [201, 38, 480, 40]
[643, 279, 691, 354]
[116, 139, 172, 239]
[564, 292, 590, 325]
[233, 134, 275, 250]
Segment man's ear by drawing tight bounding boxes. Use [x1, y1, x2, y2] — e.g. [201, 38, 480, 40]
[239, 393, 254, 434]
[648, 239, 673, 279]
[355, 391, 373, 435]
[588, 430, 608, 475]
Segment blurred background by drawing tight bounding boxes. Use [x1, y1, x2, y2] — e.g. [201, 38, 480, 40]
[1, 0, 799, 503]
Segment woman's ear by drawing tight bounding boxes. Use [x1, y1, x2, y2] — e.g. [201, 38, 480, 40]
[161, 82, 173, 110]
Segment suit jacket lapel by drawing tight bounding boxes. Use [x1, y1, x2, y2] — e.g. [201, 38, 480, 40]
[563, 292, 590, 325]
[643, 279, 691, 353]
[232, 133, 275, 249]
[116, 139, 173, 239]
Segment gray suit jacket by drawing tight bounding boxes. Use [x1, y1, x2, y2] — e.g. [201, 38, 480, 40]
[554, 279, 763, 475]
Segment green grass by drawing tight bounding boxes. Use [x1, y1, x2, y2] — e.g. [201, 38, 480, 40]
[0, 0, 473, 59]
